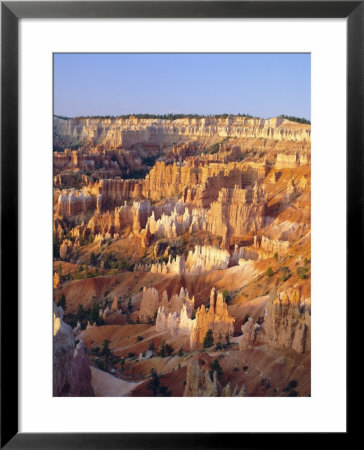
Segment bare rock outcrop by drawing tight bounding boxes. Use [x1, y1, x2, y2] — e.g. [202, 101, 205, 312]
[239, 317, 265, 350]
[253, 235, 290, 258]
[239, 289, 311, 353]
[59, 239, 79, 260]
[139, 287, 160, 322]
[185, 245, 230, 273]
[53, 303, 75, 396]
[140, 287, 194, 324]
[69, 341, 95, 396]
[264, 289, 311, 353]
[207, 184, 266, 243]
[150, 255, 186, 275]
[54, 116, 310, 151]
[183, 356, 247, 397]
[53, 304, 95, 396]
[87, 200, 152, 235]
[190, 288, 234, 349]
[155, 289, 195, 335]
[57, 188, 96, 217]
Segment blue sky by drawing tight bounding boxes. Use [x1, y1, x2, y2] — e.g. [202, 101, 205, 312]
[54, 53, 310, 119]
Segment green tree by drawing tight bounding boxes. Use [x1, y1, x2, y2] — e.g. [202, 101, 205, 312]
[90, 301, 99, 325]
[101, 339, 112, 361]
[274, 252, 278, 262]
[57, 294, 66, 309]
[165, 343, 174, 356]
[158, 341, 166, 358]
[203, 328, 214, 349]
[265, 267, 273, 277]
[297, 266, 308, 279]
[146, 368, 160, 396]
[76, 303, 84, 320]
[90, 252, 96, 266]
[127, 298, 133, 313]
[209, 358, 223, 381]
[178, 346, 184, 357]
[148, 340, 155, 353]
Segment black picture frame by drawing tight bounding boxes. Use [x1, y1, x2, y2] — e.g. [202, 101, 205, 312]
[1, 1, 357, 448]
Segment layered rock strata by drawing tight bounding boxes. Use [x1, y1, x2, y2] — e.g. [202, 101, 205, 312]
[207, 183, 266, 244]
[54, 116, 311, 150]
[183, 357, 248, 397]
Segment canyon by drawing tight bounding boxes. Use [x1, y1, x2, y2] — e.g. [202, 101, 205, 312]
[53, 114, 311, 397]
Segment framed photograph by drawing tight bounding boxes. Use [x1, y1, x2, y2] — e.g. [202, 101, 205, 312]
[1, 1, 357, 448]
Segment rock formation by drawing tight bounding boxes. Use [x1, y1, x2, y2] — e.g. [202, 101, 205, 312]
[190, 288, 234, 349]
[54, 115, 311, 151]
[53, 304, 94, 396]
[264, 289, 311, 353]
[87, 200, 152, 235]
[207, 184, 266, 243]
[184, 356, 247, 397]
[275, 152, 298, 168]
[185, 245, 230, 273]
[59, 239, 79, 260]
[53, 303, 75, 396]
[253, 235, 290, 258]
[69, 341, 95, 396]
[239, 289, 311, 353]
[140, 287, 194, 323]
[150, 255, 186, 275]
[56, 188, 96, 217]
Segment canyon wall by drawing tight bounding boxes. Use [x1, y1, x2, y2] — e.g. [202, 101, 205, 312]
[207, 184, 266, 244]
[54, 116, 311, 150]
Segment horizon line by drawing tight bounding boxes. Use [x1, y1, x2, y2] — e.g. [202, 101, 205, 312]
[53, 113, 311, 124]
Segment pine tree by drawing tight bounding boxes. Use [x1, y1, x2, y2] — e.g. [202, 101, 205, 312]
[158, 341, 166, 357]
[209, 358, 223, 381]
[203, 328, 214, 348]
[90, 301, 99, 325]
[57, 294, 66, 309]
[146, 368, 160, 396]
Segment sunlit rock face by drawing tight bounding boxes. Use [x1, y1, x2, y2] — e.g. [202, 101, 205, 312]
[190, 288, 234, 350]
[140, 287, 194, 324]
[53, 112, 311, 397]
[206, 184, 266, 246]
[263, 289, 311, 353]
[185, 245, 230, 273]
[54, 116, 311, 150]
[239, 289, 310, 354]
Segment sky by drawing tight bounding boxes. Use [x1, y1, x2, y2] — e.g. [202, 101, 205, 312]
[54, 53, 311, 120]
